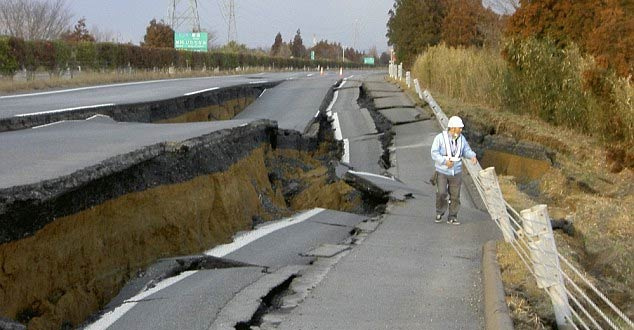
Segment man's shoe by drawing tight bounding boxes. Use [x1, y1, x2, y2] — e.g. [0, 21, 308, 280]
[435, 214, 443, 223]
[447, 218, 461, 225]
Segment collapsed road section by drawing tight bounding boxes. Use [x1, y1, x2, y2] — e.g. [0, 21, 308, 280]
[0, 80, 279, 132]
[0, 114, 374, 329]
[0, 72, 395, 329]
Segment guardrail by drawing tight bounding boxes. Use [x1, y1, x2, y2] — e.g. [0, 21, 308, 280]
[391, 68, 633, 329]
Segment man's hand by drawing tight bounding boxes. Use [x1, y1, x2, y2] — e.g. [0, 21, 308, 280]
[446, 160, 454, 168]
[470, 157, 478, 165]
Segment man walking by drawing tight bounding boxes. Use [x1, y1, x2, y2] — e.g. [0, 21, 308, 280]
[430, 116, 477, 225]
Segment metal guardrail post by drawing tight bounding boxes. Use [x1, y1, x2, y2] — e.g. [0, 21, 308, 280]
[478, 168, 515, 243]
[421, 90, 448, 128]
[521, 205, 574, 330]
[413, 79, 423, 100]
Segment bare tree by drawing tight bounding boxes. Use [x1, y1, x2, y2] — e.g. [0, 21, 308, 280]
[482, 0, 519, 15]
[0, 0, 73, 40]
[91, 25, 117, 43]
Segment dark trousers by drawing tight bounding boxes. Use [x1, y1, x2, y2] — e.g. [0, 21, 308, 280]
[435, 171, 462, 220]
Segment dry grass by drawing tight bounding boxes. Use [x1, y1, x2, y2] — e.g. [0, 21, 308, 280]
[411, 44, 507, 110]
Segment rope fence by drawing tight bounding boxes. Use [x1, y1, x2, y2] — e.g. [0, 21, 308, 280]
[388, 64, 633, 330]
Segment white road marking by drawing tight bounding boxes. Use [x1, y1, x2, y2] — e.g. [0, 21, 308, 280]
[184, 86, 219, 96]
[393, 142, 427, 150]
[32, 121, 67, 129]
[348, 170, 396, 181]
[206, 208, 325, 257]
[0, 74, 256, 99]
[343, 138, 350, 164]
[325, 90, 339, 116]
[14, 103, 115, 117]
[259, 89, 267, 98]
[85, 271, 198, 330]
[307, 73, 315, 77]
[85, 208, 325, 330]
[249, 80, 268, 84]
[332, 112, 343, 141]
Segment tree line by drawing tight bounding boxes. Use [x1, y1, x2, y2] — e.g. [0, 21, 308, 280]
[392, 0, 633, 145]
[387, 0, 632, 81]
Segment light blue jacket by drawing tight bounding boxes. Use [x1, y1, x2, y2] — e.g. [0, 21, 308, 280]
[431, 132, 476, 176]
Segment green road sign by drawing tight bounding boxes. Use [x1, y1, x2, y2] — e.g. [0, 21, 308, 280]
[174, 32, 208, 52]
[363, 57, 375, 65]
[310, 50, 315, 61]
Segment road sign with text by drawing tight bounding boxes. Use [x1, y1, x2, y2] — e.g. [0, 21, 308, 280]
[174, 32, 208, 52]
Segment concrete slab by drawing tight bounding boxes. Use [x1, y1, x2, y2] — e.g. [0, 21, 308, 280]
[107, 267, 266, 330]
[374, 95, 415, 109]
[301, 244, 351, 258]
[336, 108, 377, 138]
[368, 90, 401, 99]
[211, 265, 305, 330]
[338, 80, 362, 89]
[363, 81, 401, 93]
[354, 220, 380, 233]
[345, 136, 384, 174]
[0, 115, 256, 188]
[379, 107, 431, 125]
[343, 170, 428, 197]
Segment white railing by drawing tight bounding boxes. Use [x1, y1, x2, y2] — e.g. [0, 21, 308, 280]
[406, 77, 633, 330]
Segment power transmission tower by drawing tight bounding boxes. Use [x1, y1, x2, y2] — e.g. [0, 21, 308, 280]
[218, 0, 237, 42]
[168, 0, 201, 32]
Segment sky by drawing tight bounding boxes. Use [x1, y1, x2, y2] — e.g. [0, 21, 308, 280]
[67, 0, 396, 52]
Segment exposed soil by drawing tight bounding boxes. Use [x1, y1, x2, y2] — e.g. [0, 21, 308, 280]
[0, 139, 369, 329]
[157, 97, 256, 123]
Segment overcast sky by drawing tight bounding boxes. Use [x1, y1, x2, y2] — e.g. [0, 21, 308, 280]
[67, 0, 396, 52]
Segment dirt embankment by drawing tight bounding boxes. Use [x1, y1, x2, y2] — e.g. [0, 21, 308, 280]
[0, 115, 371, 329]
[432, 95, 634, 328]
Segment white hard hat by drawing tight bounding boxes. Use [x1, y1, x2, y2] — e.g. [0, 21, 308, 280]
[448, 116, 464, 128]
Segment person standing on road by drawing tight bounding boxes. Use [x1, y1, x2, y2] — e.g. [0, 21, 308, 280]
[430, 116, 477, 225]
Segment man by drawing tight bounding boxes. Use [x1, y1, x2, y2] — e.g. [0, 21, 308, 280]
[430, 116, 477, 225]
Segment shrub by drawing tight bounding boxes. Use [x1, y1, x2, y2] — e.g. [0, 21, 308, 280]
[75, 42, 97, 70]
[0, 37, 18, 75]
[502, 37, 589, 129]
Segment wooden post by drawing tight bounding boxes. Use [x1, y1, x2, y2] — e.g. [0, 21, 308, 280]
[521, 205, 573, 330]
[478, 167, 514, 243]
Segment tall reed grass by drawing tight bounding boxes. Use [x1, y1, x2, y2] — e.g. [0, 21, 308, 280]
[412, 44, 507, 110]
[412, 41, 634, 145]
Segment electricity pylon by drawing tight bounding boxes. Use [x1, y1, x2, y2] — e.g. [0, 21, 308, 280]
[218, 0, 237, 42]
[168, 0, 201, 32]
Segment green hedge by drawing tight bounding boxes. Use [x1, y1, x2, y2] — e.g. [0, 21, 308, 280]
[0, 36, 366, 75]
